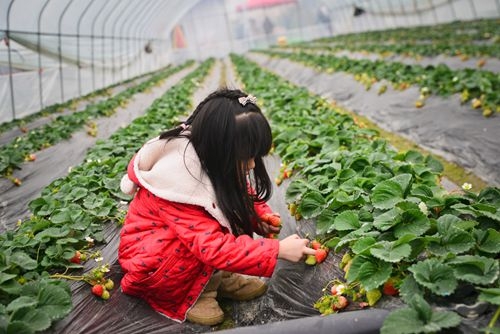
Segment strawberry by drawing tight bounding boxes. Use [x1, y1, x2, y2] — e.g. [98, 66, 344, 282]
[331, 284, 346, 296]
[101, 290, 110, 300]
[366, 289, 382, 306]
[70, 251, 81, 264]
[282, 170, 291, 179]
[25, 154, 36, 162]
[266, 233, 278, 239]
[275, 177, 283, 186]
[315, 248, 328, 264]
[91, 284, 104, 297]
[288, 203, 297, 216]
[267, 215, 281, 227]
[383, 280, 399, 296]
[104, 279, 114, 290]
[310, 240, 321, 250]
[12, 178, 22, 186]
[332, 296, 349, 311]
[305, 254, 317, 266]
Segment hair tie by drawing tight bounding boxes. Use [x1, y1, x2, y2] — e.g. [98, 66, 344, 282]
[180, 123, 188, 130]
[238, 94, 257, 106]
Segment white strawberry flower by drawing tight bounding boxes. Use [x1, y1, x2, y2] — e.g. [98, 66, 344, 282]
[461, 182, 472, 190]
[95, 256, 103, 263]
[418, 202, 429, 216]
[85, 236, 94, 243]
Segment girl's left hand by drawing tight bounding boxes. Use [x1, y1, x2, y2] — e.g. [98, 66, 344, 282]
[258, 213, 281, 235]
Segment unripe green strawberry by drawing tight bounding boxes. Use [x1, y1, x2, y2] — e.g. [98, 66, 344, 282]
[101, 290, 110, 300]
[366, 289, 382, 306]
[104, 279, 114, 290]
[305, 254, 317, 265]
[79, 253, 87, 261]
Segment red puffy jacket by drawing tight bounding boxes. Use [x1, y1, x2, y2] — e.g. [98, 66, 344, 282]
[118, 136, 279, 322]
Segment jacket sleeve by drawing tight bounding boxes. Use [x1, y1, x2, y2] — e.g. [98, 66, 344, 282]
[120, 154, 139, 195]
[159, 202, 279, 277]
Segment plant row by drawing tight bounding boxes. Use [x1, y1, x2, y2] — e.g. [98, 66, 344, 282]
[285, 42, 500, 63]
[0, 68, 163, 136]
[231, 53, 500, 334]
[315, 18, 499, 45]
[0, 61, 194, 184]
[259, 49, 499, 117]
[0, 58, 214, 334]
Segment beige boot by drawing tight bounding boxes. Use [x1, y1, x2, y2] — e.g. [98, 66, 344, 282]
[218, 272, 267, 301]
[186, 272, 225, 326]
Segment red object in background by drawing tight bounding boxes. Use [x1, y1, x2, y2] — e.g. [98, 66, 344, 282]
[237, 0, 296, 11]
[172, 25, 186, 49]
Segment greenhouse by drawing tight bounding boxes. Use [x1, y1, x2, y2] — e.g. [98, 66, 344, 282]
[0, 0, 499, 333]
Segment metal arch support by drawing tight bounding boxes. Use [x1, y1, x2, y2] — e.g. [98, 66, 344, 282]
[6, 0, 18, 120]
[110, 0, 133, 83]
[36, 0, 52, 112]
[114, 0, 142, 82]
[137, 1, 173, 72]
[130, 0, 164, 76]
[58, 0, 75, 103]
[124, 0, 161, 79]
[100, 0, 122, 88]
[76, 0, 96, 96]
[90, 0, 114, 91]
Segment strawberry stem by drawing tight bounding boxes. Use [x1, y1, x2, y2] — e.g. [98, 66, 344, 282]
[486, 305, 500, 334]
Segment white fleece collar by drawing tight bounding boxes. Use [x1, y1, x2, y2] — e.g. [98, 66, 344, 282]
[134, 136, 232, 232]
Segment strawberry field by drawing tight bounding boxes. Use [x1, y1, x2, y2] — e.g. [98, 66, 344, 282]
[1, 9, 500, 334]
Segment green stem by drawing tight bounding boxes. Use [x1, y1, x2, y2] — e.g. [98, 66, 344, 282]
[486, 305, 500, 334]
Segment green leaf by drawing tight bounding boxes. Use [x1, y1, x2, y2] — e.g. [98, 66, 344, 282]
[427, 215, 475, 255]
[10, 308, 52, 332]
[351, 237, 377, 255]
[6, 296, 38, 312]
[478, 288, 500, 305]
[285, 180, 310, 202]
[9, 252, 38, 271]
[381, 295, 461, 334]
[354, 257, 393, 291]
[298, 190, 326, 219]
[373, 207, 401, 231]
[370, 240, 412, 263]
[34, 227, 70, 241]
[391, 174, 413, 196]
[409, 258, 457, 296]
[394, 209, 430, 238]
[37, 284, 72, 320]
[0, 273, 17, 284]
[6, 321, 34, 334]
[371, 180, 404, 209]
[399, 275, 423, 304]
[333, 210, 360, 231]
[447, 255, 499, 285]
[425, 155, 443, 173]
[316, 209, 336, 234]
[475, 228, 500, 254]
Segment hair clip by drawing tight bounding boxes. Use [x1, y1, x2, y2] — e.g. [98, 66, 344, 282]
[238, 94, 257, 106]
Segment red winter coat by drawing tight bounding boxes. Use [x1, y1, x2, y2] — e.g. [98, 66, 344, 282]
[118, 136, 279, 322]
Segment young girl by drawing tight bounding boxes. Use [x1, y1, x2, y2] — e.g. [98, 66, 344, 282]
[118, 88, 316, 326]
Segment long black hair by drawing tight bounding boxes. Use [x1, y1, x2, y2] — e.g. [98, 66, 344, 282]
[159, 88, 273, 236]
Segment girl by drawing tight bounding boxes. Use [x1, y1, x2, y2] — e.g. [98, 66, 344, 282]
[118, 88, 316, 326]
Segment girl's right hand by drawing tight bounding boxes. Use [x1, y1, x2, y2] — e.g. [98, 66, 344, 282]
[278, 234, 316, 262]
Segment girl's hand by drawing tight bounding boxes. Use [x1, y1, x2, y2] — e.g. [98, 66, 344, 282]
[278, 234, 316, 262]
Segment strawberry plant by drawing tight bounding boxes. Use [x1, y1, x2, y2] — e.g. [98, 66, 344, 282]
[231, 53, 500, 333]
[0, 59, 215, 332]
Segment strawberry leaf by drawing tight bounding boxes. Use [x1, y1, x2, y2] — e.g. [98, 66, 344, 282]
[355, 258, 392, 291]
[37, 284, 72, 320]
[394, 209, 430, 238]
[6, 296, 37, 312]
[371, 180, 404, 209]
[370, 240, 412, 263]
[299, 190, 326, 219]
[409, 258, 457, 296]
[475, 228, 500, 254]
[333, 210, 360, 231]
[399, 275, 423, 304]
[478, 288, 500, 305]
[427, 215, 475, 256]
[10, 307, 52, 332]
[9, 252, 38, 271]
[381, 295, 461, 334]
[351, 237, 377, 255]
[447, 255, 499, 285]
[373, 207, 401, 231]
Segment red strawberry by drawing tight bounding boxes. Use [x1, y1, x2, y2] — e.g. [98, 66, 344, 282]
[69, 251, 81, 264]
[332, 295, 349, 311]
[315, 248, 328, 264]
[91, 284, 104, 297]
[383, 280, 399, 296]
[268, 215, 281, 227]
[282, 170, 291, 179]
[310, 240, 321, 250]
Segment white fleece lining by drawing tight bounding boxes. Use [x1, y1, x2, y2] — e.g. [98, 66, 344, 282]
[132, 137, 233, 233]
